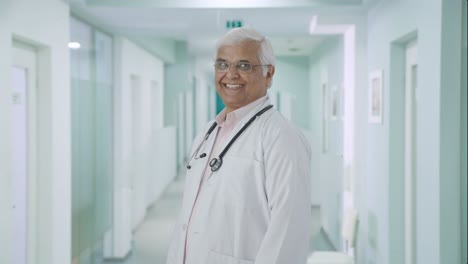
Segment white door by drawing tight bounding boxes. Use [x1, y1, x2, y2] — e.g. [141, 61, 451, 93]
[405, 40, 418, 264]
[11, 42, 38, 264]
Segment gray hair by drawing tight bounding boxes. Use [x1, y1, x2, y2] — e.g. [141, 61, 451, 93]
[215, 27, 276, 76]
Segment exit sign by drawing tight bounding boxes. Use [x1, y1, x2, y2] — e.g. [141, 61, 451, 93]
[226, 20, 243, 29]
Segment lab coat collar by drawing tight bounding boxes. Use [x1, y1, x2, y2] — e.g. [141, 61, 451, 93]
[215, 95, 269, 127]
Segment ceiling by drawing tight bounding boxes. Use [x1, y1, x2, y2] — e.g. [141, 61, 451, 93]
[68, 0, 377, 60]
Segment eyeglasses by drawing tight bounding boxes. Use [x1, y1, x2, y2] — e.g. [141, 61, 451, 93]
[214, 60, 269, 73]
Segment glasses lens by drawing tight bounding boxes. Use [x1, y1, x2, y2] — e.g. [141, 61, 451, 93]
[236, 62, 252, 72]
[215, 61, 230, 72]
[214, 61, 257, 73]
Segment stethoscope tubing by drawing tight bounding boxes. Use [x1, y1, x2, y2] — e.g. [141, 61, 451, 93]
[186, 104, 273, 171]
[186, 122, 217, 169]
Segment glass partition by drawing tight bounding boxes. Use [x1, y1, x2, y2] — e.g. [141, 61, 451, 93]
[70, 16, 114, 262]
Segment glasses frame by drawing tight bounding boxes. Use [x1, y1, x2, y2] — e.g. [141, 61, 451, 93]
[213, 60, 270, 73]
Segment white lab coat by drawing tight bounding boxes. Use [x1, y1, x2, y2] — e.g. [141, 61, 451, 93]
[167, 99, 312, 264]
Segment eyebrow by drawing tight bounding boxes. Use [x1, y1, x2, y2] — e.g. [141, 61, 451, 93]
[215, 59, 251, 63]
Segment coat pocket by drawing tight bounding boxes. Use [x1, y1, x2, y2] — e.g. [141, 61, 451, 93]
[207, 251, 254, 264]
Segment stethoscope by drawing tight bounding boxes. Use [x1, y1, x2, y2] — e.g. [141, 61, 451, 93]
[186, 104, 273, 172]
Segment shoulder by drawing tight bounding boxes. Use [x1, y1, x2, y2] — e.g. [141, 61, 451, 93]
[260, 109, 311, 155]
[261, 109, 302, 138]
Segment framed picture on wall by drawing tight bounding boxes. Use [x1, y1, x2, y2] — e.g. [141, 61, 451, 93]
[368, 70, 383, 124]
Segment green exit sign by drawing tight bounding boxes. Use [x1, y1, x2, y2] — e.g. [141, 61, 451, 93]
[226, 20, 243, 29]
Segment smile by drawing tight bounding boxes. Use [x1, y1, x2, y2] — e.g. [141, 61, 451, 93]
[224, 83, 244, 89]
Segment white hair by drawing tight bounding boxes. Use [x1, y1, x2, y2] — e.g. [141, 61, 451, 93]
[215, 27, 276, 76]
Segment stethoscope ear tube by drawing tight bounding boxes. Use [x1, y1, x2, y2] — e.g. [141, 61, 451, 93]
[187, 121, 218, 169]
[205, 122, 218, 138]
[209, 104, 273, 172]
[187, 104, 273, 171]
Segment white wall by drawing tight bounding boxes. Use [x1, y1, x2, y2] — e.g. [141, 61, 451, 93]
[164, 42, 192, 127]
[152, 127, 178, 201]
[193, 57, 214, 130]
[0, 0, 71, 263]
[164, 43, 193, 168]
[273, 57, 311, 129]
[109, 36, 172, 257]
[366, 0, 463, 263]
[308, 37, 345, 247]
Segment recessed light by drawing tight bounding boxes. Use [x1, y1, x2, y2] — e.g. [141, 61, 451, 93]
[68, 42, 81, 49]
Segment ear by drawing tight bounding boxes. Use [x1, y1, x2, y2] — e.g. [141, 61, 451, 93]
[266, 66, 275, 88]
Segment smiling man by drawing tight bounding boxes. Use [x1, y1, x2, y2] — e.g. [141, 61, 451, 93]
[166, 27, 312, 264]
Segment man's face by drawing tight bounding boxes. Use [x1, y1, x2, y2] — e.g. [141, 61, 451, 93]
[215, 41, 274, 113]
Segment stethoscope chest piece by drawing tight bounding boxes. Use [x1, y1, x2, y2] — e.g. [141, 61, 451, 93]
[209, 157, 223, 172]
[187, 104, 273, 171]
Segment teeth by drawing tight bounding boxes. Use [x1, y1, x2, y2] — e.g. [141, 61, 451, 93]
[225, 84, 242, 89]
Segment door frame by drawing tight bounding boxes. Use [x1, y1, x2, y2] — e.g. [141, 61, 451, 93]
[404, 39, 418, 264]
[11, 40, 38, 264]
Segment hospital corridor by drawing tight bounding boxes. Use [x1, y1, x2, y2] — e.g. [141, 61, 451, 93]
[0, 0, 466, 264]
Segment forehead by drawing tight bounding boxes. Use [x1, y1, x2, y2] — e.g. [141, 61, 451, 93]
[216, 41, 260, 61]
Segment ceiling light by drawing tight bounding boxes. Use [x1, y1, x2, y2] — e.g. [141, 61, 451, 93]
[68, 42, 81, 49]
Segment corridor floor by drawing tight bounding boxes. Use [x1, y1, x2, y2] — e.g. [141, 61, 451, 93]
[101, 170, 334, 264]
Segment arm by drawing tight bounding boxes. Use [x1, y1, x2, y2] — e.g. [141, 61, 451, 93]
[255, 119, 312, 264]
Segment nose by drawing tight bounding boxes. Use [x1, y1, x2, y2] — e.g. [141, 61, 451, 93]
[225, 64, 240, 78]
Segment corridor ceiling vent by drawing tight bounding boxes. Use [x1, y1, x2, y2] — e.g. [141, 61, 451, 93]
[287, 39, 301, 53]
[288, 47, 301, 53]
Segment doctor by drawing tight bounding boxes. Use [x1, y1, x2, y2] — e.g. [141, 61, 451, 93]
[167, 27, 312, 264]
